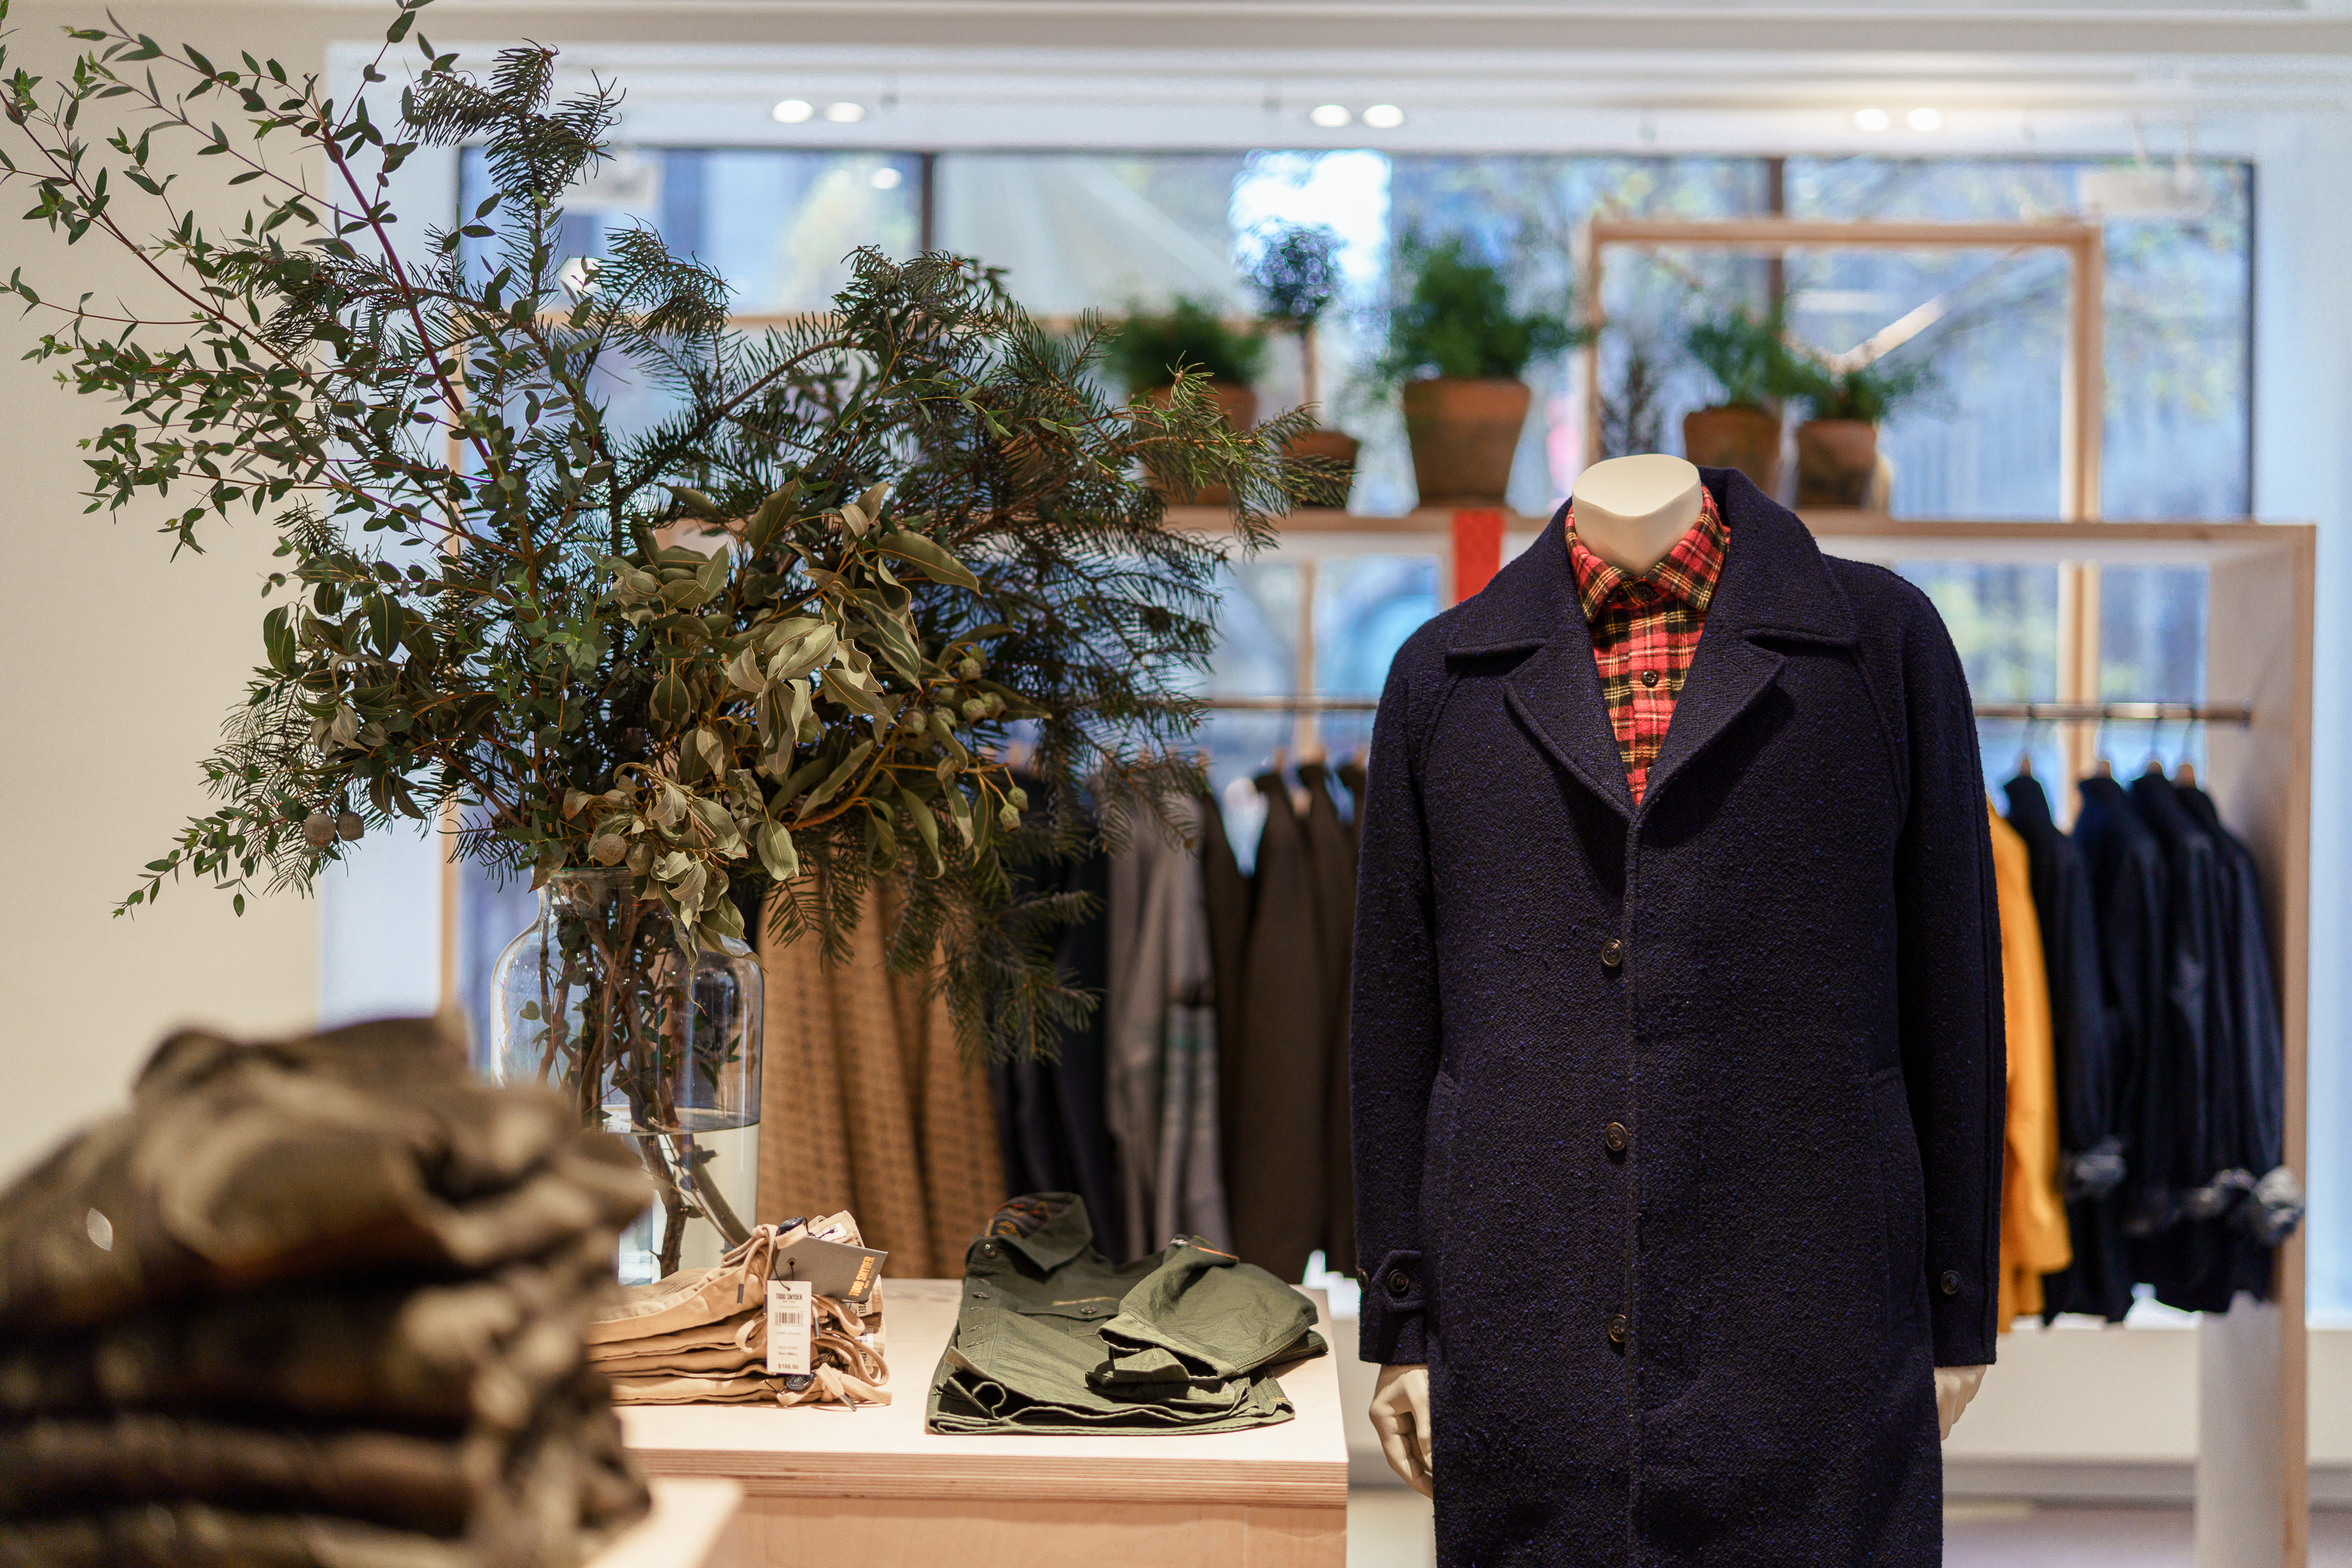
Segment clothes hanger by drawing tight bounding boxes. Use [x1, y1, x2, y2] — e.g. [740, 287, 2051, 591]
[2140, 716, 2167, 778]
[2091, 713, 2113, 779]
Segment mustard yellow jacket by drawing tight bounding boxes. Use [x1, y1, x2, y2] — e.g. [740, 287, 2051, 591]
[1990, 800, 2071, 1327]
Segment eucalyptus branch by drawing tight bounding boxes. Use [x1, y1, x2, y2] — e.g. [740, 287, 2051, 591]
[1, 0, 1338, 1062]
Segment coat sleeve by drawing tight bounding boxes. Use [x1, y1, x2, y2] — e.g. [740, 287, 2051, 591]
[1887, 593, 2006, 1369]
[1348, 642, 1444, 1366]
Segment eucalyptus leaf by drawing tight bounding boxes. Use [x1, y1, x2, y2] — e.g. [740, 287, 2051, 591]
[796, 739, 873, 821]
[877, 530, 981, 591]
[757, 818, 800, 881]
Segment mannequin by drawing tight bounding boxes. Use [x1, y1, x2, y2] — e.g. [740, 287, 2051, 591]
[1367, 452, 1989, 1496]
[1351, 456, 2003, 1562]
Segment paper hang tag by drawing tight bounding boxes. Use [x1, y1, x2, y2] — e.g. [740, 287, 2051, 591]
[773, 1235, 887, 1305]
[767, 1279, 813, 1377]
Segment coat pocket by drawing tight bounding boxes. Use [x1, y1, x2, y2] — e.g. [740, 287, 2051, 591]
[1863, 1065, 1927, 1335]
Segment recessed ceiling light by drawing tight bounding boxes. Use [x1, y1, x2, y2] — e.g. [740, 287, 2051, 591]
[870, 166, 903, 190]
[771, 99, 813, 124]
[1308, 103, 1352, 129]
[1362, 103, 1406, 129]
[1907, 107, 1944, 131]
[1853, 107, 1891, 132]
[824, 101, 866, 124]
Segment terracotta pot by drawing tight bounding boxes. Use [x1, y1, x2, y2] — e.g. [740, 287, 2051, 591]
[1147, 382, 1258, 505]
[1794, 419, 1881, 510]
[1682, 405, 1783, 499]
[1403, 376, 1531, 506]
[1283, 426, 1361, 508]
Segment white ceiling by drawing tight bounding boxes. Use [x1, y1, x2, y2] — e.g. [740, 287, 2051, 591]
[322, 0, 2352, 154]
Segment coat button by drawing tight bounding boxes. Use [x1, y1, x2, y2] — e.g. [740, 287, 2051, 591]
[1600, 938, 1624, 970]
[1641, 669, 1661, 688]
[1940, 1269, 1962, 1296]
[1604, 1121, 1631, 1156]
[1387, 1269, 1413, 1298]
[1607, 1312, 1629, 1348]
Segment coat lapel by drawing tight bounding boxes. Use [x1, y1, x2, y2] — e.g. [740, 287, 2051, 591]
[1442, 477, 1858, 822]
[1444, 503, 1635, 819]
[1639, 470, 1858, 813]
[1506, 645, 1637, 819]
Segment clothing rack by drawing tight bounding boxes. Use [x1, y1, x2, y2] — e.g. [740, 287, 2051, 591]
[1975, 702, 2254, 724]
[1200, 696, 2256, 722]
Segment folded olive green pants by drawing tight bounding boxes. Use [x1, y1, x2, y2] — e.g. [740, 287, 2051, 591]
[927, 1192, 1324, 1436]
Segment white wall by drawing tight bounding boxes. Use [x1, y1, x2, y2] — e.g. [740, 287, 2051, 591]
[2252, 105, 2352, 1324]
[0, 10, 339, 1185]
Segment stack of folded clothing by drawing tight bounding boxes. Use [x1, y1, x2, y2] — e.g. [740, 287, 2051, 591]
[589, 1213, 889, 1409]
[0, 1017, 655, 1568]
[928, 1192, 1327, 1435]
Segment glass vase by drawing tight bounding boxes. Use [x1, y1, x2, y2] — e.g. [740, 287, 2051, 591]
[483, 866, 763, 1282]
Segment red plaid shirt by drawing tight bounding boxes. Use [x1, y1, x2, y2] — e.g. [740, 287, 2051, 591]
[1565, 488, 1730, 804]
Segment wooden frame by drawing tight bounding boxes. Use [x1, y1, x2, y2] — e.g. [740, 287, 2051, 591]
[1579, 218, 2112, 785]
[1179, 504, 2313, 1568]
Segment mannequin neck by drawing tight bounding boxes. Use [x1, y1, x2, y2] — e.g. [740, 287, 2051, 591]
[1572, 454, 1704, 575]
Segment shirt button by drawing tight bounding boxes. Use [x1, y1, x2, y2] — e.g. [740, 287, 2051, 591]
[1387, 1269, 1413, 1298]
[1641, 669, 1661, 688]
[1600, 937, 1624, 970]
[1607, 1312, 1629, 1348]
[1940, 1269, 1963, 1297]
[1604, 1121, 1631, 1156]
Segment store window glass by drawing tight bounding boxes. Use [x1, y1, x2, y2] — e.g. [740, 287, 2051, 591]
[459, 146, 923, 313]
[2099, 564, 2210, 777]
[1313, 554, 1441, 763]
[1789, 157, 2251, 521]
[1190, 562, 1301, 873]
[1891, 563, 2064, 791]
[1385, 157, 1769, 517]
[935, 153, 1250, 318]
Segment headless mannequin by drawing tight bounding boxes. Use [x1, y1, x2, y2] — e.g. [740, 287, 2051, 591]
[1365, 454, 1988, 1497]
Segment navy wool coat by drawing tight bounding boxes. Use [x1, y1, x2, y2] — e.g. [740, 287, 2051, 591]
[1349, 471, 2003, 1566]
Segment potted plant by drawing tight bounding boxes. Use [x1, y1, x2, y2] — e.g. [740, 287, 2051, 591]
[1106, 297, 1269, 506]
[2, 3, 1324, 1276]
[1379, 236, 1582, 506]
[1682, 307, 1807, 497]
[1106, 296, 1269, 434]
[1246, 222, 1359, 496]
[1785, 354, 1937, 510]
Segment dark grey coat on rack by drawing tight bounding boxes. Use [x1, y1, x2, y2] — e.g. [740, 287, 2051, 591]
[1350, 470, 2003, 1567]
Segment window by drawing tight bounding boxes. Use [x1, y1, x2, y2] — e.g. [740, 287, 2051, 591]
[443, 143, 2252, 1058]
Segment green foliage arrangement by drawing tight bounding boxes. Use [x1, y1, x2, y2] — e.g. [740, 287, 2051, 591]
[1787, 352, 1939, 424]
[1684, 306, 1809, 412]
[1104, 297, 1269, 392]
[1377, 234, 1581, 384]
[0, 0, 1326, 1062]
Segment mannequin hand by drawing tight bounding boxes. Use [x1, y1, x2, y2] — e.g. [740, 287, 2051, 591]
[1370, 1363, 1435, 1497]
[1936, 1364, 1987, 1440]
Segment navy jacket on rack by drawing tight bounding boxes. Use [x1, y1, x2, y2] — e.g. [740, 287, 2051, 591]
[2073, 775, 2174, 1247]
[2003, 774, 2134, 1323]
[1349, 470, 2002, 1568]
[2177, 782, 2288, 1305]
[2128, 770, 2234, 1306]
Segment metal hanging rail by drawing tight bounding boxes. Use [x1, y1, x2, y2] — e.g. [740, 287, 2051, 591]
[1972, 702, 2253, 724]
[1199, 696, 2256, 722]
[1200, 695, 1379, 713]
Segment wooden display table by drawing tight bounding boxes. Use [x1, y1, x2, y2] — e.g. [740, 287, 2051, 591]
[586, 1479, 743, 1568]
[621, 1282, 1348, 1567]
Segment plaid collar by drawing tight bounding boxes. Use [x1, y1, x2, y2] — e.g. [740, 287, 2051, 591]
[1566, 485, 1729, 623]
